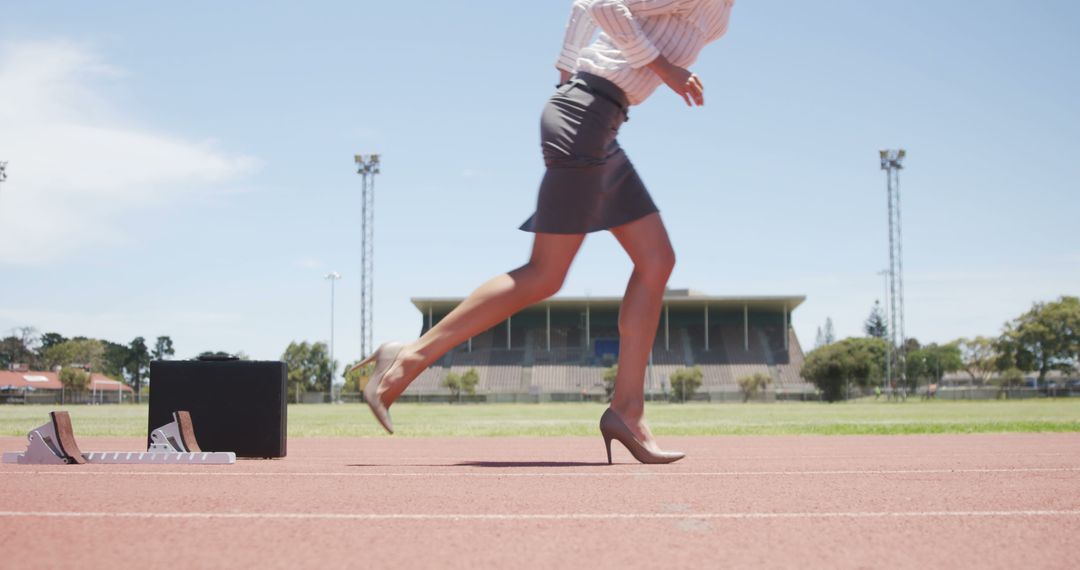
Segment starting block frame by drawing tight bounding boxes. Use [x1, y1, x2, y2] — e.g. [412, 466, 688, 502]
[2, 411, 235, 465]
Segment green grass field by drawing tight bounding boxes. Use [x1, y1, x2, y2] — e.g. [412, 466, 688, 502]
[2, 399, 1080, 438]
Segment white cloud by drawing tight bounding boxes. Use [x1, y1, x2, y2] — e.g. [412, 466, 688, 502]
[0, 39, 259, 264]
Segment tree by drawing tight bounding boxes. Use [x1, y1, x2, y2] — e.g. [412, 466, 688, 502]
[442, 368, 479, 402]
[343, 360, 374, 393]
[100, 340, 129, 378]
[58, 367, 90, 404]
[998, 296, 1080, 384]
[801, 337, 888, 402]
[814, 327, 825, 349]
[956, 336, 999, 386]
[905, 343, 962, 390]
[669, 366, 703, 403]
[126, 337, 151, 402]
[0, 327, 39, 369]
[196, 350, 247, 360]
[994, 368, 1025, 397]
[152, 336, 175, 361]
[864, 301, 888, 339]
[602, 364, 618, 403]
[737, 372, 772, 402]
[824, 318, 836, 345]
[39, 332, 68, 352]
[281, 341, 335, 403]
[40, 339, 106, 371]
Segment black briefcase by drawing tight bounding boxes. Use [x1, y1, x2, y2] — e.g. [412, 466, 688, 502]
[148, 359, 287, 458]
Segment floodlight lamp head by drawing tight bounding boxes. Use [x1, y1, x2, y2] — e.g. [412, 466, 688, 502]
[354, 154, 363, 164]
[370, 154, 380, 164]
[325, 271, 342, 280]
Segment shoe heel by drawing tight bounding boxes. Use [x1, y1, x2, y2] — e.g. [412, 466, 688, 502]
[602, 429, 614, 465]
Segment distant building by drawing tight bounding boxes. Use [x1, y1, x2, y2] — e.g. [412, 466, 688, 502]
[0, 369, 133, 404]
[405, 288, 811, 401]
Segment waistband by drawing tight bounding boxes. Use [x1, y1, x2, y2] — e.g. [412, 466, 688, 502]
[569, 72, 630, 111]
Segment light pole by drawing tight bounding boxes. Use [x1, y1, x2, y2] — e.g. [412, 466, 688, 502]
[354, 154, 381, 360]
[876, 269, 891, 393]
[325, 271, 341, 401]
[0, 161, 7, 204]
[879, 149, 907, 393]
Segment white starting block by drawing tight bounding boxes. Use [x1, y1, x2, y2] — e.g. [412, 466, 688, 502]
[2, 411, 235, 465]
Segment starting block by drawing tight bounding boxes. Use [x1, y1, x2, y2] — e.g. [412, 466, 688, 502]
[2, 411, 235, 465]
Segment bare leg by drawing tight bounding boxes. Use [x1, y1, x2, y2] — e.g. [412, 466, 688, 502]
[607, 213, 676, 449]
[375, 232, 586, 405]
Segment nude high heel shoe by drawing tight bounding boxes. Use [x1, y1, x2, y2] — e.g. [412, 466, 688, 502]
[359, 341, 405, 434]
[600, 407, 686, 465]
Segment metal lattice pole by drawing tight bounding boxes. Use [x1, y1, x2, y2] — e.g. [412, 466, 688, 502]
[879, 149, 907, 393]
[325, 271, 341, 400]
[893, 167, 907, 382]
[877, 269, 891, 392]
[354, 154, 381, 360]
[0, 161, 7, 204]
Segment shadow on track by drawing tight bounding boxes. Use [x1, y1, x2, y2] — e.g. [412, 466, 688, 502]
[455, 461, 610, 468]
[344, 461, 610, 468]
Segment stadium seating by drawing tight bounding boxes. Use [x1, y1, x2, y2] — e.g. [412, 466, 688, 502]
[401, 314, 814, 399]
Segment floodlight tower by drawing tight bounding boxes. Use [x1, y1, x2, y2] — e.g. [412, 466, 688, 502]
[325, 271, 342, 400]
[354, 154, 381, 360]
[879, 149, 907, 391]
[0, 161, 7, 202]
[876, 269, 891, 391]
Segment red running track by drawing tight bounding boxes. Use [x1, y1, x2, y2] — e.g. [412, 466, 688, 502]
[1, 433, 1079, 569]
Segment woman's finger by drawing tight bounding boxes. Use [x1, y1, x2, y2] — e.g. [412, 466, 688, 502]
[686, 81, 703, 106]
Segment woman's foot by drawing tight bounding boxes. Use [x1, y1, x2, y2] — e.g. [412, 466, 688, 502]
[600, 407, 685, 464]
[607, 404, 662, 453]
[370, 345, 427, 407]
[357, 342, 406, 433]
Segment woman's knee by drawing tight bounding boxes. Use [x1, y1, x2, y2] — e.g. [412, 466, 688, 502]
[638, 246, 676, 285]
[520, 261, 569, 301]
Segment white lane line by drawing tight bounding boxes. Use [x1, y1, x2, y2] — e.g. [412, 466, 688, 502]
[2, 467, 1079, 477]
[0, 510, 1078, 521]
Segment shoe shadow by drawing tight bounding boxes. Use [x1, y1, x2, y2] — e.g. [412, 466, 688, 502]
[455, 461, 609, 468]
[343, 461, 609, 468]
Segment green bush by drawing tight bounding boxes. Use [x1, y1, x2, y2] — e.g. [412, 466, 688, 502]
[801, 337, 888, 402]
[602, 364, 618, 402]
[59, 367, 89, 391]
[669, 366, 703, 403]
[443, 368, 479, 402]
[737, 372, 772, 402]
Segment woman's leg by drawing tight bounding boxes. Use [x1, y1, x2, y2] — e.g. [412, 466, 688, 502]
[607, 212, 676, 449]
[374, 232, 586, 405]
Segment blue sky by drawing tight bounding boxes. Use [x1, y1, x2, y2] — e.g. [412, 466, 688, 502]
[1, 0, 1077, 364]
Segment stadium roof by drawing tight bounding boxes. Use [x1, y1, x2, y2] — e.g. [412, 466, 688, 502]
[412, 289, 805, 313]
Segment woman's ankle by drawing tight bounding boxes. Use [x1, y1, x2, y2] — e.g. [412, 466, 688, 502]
[609, 400, 644, 422]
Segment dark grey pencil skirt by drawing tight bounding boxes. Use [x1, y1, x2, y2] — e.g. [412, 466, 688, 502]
[518, 72, 658, 234]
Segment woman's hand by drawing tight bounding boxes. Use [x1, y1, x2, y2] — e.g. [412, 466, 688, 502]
[647, 55, 704, 107]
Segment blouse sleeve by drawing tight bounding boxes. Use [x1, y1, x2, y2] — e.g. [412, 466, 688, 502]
[556, 0, 600, 73]
[586, 0, 689, 68]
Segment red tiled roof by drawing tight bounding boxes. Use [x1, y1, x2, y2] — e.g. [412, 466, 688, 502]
[0, 370, 62, 390]
[0, 370, 132, 392]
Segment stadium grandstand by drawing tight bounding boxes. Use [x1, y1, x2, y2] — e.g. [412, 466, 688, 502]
[404, 288, 813, 401]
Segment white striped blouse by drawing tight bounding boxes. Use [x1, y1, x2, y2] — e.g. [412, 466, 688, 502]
[556, 0, 735, 105]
